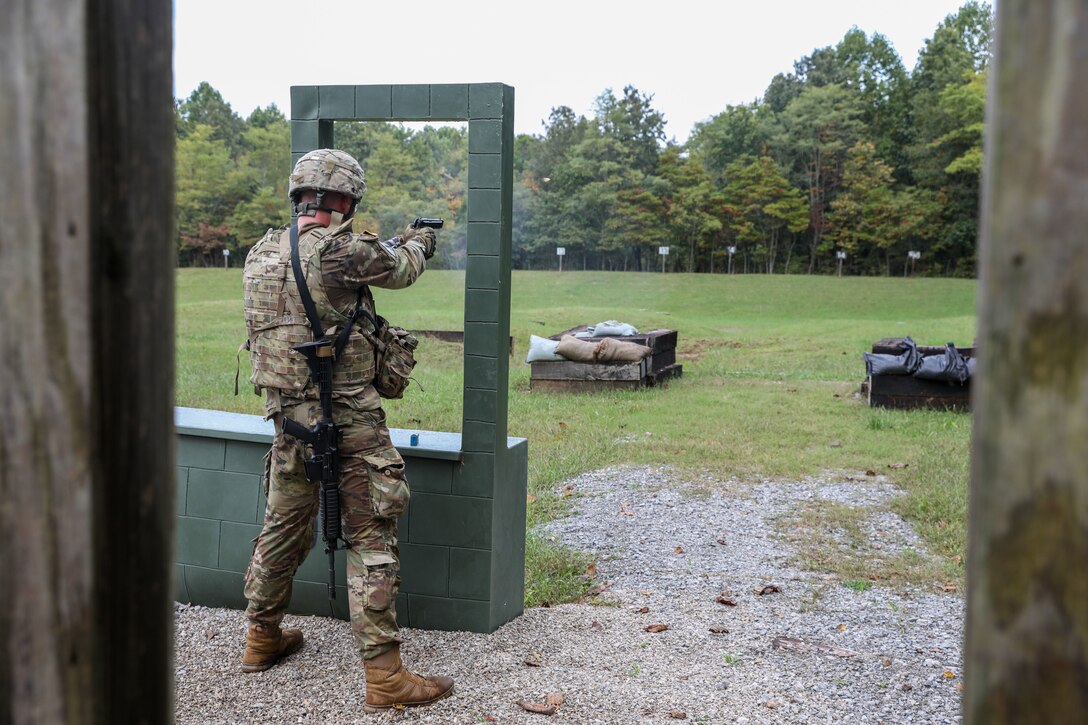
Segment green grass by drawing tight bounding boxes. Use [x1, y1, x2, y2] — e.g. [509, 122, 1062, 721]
[177, 269, 976, 596]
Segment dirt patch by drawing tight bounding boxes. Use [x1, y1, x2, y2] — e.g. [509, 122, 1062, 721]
[678, 338, 742, 362]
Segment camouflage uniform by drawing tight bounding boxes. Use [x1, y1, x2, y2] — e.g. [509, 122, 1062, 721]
[242, 216, 428, 660]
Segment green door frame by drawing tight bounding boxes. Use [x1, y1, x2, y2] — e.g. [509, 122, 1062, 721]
[289, 84, 524, 632]
[290, 83, 514, 456]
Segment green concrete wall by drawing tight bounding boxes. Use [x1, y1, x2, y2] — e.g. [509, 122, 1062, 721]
[174, 407, 527, 633]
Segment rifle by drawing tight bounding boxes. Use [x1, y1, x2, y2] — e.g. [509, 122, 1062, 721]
[281, 339, 345, 599]
[411, 217, 444, 229]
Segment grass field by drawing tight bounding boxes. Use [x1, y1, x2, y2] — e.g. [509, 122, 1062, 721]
[178, 268, 976, 602]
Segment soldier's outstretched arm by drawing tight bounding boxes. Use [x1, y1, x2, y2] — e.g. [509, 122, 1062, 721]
[328, 233, 430, 290]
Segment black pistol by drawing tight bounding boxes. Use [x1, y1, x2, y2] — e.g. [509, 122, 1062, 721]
[411, 217, 444, 229]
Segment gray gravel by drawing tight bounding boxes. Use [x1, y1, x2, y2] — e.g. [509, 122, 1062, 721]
[175, 465, 964, 724]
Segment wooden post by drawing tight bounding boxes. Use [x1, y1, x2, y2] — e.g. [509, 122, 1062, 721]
[966, 1, 1088, 721]
[0, 1, 175, 723]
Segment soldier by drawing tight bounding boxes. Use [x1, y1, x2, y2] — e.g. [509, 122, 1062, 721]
[240, 148, 453, 712]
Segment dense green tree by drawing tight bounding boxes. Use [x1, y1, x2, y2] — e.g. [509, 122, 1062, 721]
[688, 103, 774, 183]
[176, 82, 247, 157]
[835, 29, 911, 175]
[772, 84, 865, 272]
[721, 155, 808, 273]
[175, 123, 249, 265]
[246, 103, 285, 129]
[825, 141, 899, 269]
[659, 147, 726, 272]
[593, 86, 667, 175]
[174, 4, 994, 276]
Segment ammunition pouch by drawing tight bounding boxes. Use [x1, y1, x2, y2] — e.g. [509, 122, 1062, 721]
[371, 323, 418, 400]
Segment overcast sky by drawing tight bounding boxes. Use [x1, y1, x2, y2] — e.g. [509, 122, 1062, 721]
[174, 0, 972, 142]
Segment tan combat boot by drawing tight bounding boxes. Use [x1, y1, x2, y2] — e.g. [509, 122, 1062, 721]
[363, 646, 454, 712]
[241, 623, 304, 673]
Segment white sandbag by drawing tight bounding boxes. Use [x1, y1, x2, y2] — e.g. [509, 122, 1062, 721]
[592, 320, 639, 336]
[525, 334, 565, 363]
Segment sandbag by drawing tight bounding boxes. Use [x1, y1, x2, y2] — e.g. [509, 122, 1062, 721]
[592, 320, 640, 337]
[913, 342, 970, 383]
[594, 337, 652, 363]
[525, 334, 564, 363]
[863, 336, 923, 376]
[555, 335, 599, 362]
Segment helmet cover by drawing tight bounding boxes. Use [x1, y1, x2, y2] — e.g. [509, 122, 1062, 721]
[288, 148, 366, 201]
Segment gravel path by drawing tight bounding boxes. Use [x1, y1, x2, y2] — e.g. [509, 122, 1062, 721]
[175, 465, 964, 724]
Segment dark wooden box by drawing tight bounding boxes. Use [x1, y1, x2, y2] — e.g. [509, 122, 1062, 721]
[865, 338, 973, 411]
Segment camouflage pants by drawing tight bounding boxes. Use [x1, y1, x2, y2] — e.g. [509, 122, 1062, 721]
[244, 400, 410, 660]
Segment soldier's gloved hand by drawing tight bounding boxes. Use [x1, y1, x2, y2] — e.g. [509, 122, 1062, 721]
[402, 225, 437, 259]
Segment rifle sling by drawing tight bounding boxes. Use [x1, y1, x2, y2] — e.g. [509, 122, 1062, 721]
[289, 221, 373, 365]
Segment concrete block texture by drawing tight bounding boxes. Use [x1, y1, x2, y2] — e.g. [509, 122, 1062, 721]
[355, 85, 392, 118]
[392, 85, 429, 118]
[319, 85, 355, 118]
[430, 84, 469, 119]
[186, 469, 260, 523]
[290, 85, 318, 119]
[178, 436, 224, 469]
[409, 493, 492, 549]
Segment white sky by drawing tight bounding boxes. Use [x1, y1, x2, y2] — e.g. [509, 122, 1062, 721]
[173, 0, 972, 142]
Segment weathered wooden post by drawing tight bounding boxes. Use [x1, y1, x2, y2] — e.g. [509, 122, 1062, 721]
[966, 0, 1088, 721]
[0, 1, 175, 722]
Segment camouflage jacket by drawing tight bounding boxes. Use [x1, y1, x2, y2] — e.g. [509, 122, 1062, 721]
[243, 217, 428, 415]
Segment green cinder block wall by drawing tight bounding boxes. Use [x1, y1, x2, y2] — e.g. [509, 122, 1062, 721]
[175, 407, 526, 633]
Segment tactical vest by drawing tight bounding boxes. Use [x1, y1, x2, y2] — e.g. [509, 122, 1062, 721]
[243, 224, 377, 397]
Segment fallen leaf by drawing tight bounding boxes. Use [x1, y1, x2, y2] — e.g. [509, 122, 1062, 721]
[590, 620, 603, 630]
[836, 624, 848, 631]
[545, 692, 565, 709]
[666, 710, 687, 719]
[523, 653, 542, 667]
[755, 584, 781, 596]
[764, 700, 780, 709]
[881, 656, 893, 668]
[584, 562, 597, 578]
[865, 469, 877, 476]
[716, 539, 727, 546]
[482, 716, 498, 723]
[636, 606, 650, 614]
[829, 441, 843, 448]
[645, 624, 669, 633]
[558, 421, 567, 430]
[526, 494, 537, 504]
[943, 670, 956, 679]
[902, 683, 913, 691]
[639, 590, 653, 597]
[941, 583, 958, 593]
[674, 546, 685, 555]
[715, 595, 737, 606]
[888, 462, 909, 469]
[709, 626, 729, 634]
[205, 630, 217, 641]
[563, 484, 575, 491]
[516, 700, 556, 716]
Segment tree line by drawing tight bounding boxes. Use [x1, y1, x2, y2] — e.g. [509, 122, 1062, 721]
[176, 1, 991, 276]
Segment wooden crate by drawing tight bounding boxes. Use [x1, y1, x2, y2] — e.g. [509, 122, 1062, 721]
[530, 327, 683, 392]
[866, 338, 973, 411]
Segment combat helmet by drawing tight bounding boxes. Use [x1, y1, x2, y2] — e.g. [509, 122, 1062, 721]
[289, 148, 366, 218]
